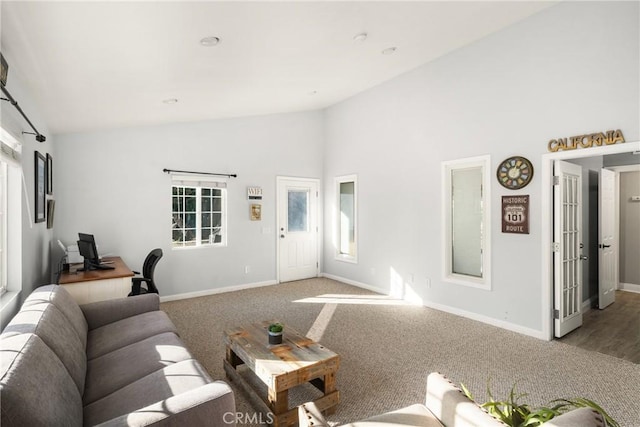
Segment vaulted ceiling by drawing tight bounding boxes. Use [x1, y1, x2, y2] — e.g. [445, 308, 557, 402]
[1, 1, 556, 135]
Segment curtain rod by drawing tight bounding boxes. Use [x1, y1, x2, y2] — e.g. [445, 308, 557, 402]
[1, 85, 46, 143]
[163, 168, 237, 178]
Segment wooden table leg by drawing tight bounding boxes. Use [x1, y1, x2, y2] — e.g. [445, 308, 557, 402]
[268, 387, 290, 426]
[323, 370, 337, 415]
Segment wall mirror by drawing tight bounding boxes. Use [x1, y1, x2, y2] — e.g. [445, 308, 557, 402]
[442, 155, 491, 289]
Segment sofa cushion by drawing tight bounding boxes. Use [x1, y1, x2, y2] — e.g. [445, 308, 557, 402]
[345, 404, 444, 427]
[84, 332, 193, 405]
[3, 301, 87, 393]
[101, 381, 236, 426]
[0, 333, 83, 427]
[83, 359, 214, 426]
[23, 284, 88, 347]
[86, 310, 178, 360]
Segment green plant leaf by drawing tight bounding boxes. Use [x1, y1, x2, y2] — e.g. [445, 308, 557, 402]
[462, 379, 619, 427]
[460, 383, 474, 401]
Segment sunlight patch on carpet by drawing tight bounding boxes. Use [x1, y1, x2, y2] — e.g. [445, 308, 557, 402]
[306, 303, 338, 342]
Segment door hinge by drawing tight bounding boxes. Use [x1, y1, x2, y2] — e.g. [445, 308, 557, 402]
[553, 176, 560, 185]
[552, 242, 560, 253]
[553, 309, 559, 319]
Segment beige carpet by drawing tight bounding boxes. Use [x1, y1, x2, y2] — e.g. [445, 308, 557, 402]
[161, 278, 640, 426]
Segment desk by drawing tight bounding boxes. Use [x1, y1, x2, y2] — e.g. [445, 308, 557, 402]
[59, 256, 134, 304]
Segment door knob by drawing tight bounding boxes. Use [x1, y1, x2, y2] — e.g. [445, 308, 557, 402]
[280, 234, 285, 239]
[599, 244, 611, 249]
[579, 255, 588, 260]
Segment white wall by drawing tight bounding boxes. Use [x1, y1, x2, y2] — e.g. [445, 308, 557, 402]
[0, 54, 55, 327]
[54, 111, 324, 297]
[323, 1, 639, 334]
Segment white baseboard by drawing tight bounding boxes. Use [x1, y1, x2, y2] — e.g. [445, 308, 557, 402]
[321, 273, 388, 294]
[620, 282, 640, 294]
[321, 273, 546, 340]
[159, 280, 278, 303]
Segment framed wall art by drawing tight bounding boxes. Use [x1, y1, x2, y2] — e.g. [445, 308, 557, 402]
[34, 151, 46, 223]
[250, 204, 262, 221]
[46, 153, 53, 195]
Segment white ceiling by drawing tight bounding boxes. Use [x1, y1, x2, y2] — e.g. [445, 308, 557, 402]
[1, 1, 556, 135]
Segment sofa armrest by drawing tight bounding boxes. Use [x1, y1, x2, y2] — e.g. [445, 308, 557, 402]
[298, 402, 331, 427]
[543, 407, 604, 427]
[425, 372, 507, 427]
[94, 381, 236, 427]
[81, 294, 160, 330]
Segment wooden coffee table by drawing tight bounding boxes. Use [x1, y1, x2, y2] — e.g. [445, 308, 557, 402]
[223, 320, 340, 427]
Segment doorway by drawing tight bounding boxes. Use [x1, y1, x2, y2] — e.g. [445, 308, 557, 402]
[541, 141, 640, 340]
[276, 176, 320, 283]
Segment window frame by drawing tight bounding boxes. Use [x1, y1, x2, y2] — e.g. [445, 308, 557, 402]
[335, 174, 358, 263]
[171, 176, 227, 250]
[441, 155, 491, 290]
[0, 126, 22, 302]
[0, 160, 7, 295]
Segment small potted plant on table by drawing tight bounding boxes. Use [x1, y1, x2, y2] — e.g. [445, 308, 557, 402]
[268, 322, 284, 345]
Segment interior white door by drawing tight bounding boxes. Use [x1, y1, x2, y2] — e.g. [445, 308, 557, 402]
[598, 168, 617, 309]
[277, 177, 318, 283]
[553, 160, 583, 338]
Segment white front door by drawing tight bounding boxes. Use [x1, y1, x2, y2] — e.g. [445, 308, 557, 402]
[553, 160, 583, 338]
[598, 168, 617, 309]
[277, 177, 318, 283]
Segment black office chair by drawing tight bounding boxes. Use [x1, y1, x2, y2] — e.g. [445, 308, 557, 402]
[128, 248, 163, 296]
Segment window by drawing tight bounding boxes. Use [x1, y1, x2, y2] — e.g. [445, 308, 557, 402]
[442, 156, 491, 289]
[0, 161, 7, 295]
[171, 176, 227, 248]
[335, 174, 357, 262]
[0, 127, 22, 297]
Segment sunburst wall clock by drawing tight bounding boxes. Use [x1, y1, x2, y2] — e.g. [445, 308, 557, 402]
[497, 156, 534, 190]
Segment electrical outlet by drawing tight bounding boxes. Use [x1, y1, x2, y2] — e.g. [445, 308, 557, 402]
[244, 266, 250, 274]
[426, 278, 431, 288]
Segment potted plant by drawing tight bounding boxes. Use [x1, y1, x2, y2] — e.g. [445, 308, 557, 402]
[461, 381, 619, 427]
[268, 322, 284, 345]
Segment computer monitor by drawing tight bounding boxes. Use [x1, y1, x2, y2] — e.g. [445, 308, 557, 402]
[77, 233, 113, 271]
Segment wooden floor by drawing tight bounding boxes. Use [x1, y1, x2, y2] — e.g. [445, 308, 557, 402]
[558, 290, 640, 364]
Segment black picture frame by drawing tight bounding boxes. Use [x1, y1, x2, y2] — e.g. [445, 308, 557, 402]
[34, 151, 46, 223]
[47, 199, 55, 229]
[46, 153, 53, 195]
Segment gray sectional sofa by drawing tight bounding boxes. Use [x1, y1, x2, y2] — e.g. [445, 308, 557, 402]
[0, 285, 235, 426]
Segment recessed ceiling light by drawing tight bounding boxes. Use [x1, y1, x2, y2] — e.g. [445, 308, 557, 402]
[162, 98, 178, 104]
[353, 33, 367, 43]
[382, 47, 397, 55]
[308, 90, 318, 96]
[200, 36, 221, 47]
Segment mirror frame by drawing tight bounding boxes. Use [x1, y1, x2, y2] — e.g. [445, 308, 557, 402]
[441, 155, 492, 290]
